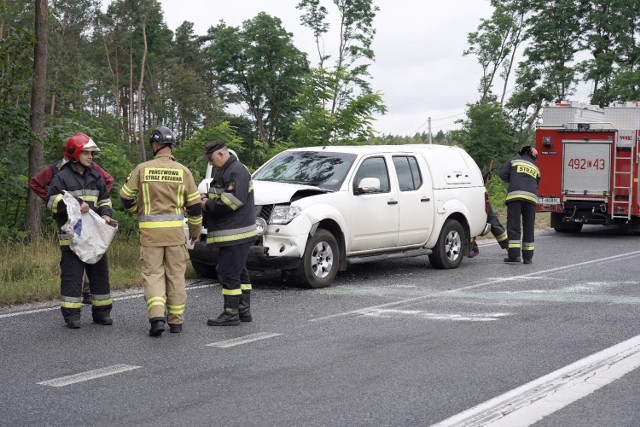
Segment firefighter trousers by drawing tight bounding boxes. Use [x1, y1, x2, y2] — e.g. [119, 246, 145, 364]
[59, 247, 112, 323]
[217, 242, 252, 303]
[140, 245, 188, 325]
[488, 203, 508, 249]
[506, 200, 536, 261]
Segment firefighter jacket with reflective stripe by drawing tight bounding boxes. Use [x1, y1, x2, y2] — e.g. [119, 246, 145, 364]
[498, 154, 541, 204]
[30, 160, 114, 200]
[46, 162, 113, 243]
[204, 156, 257, 247]
[120, 153, 202, 247]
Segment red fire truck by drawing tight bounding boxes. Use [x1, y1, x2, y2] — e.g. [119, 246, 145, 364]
[535, 102, 640, 232]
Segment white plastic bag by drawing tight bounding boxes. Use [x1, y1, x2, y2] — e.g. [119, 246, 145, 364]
[61, 191, 118, 264]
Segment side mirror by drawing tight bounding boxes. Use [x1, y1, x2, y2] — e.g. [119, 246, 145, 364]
[356, 177, 381, 194]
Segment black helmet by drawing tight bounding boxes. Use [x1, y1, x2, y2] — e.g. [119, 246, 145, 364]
[149, 126, 175, 147]
[518, 145, 538, 160]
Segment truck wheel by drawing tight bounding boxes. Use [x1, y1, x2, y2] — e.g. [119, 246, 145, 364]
[429, 219, 464, 269]
[551, 212, 583, 233]
[191, 260, 218, 279]
[292, 229, 339, 288]
[553, 223, 583, 233]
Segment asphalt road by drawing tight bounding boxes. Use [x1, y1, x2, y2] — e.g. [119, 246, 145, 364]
[1, 225, 639, 426]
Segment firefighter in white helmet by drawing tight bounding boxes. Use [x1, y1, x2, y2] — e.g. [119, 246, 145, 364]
[120, 126, 202, 336]
[499, 146, 541, 264]
[46, 133, 115, 329]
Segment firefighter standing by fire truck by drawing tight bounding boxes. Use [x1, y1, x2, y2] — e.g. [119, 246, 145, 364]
[46, 133, 115, 329]
[201, 141, 257, 326]
[120, 126, 202, 336]
[499, 146, 540, 264]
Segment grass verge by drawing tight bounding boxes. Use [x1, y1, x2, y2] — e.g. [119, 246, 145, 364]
[0, 234, 197, 308]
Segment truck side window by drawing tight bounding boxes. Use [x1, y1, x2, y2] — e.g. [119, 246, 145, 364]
[353, 157, 390, 193]
[393, 156, 423, 191]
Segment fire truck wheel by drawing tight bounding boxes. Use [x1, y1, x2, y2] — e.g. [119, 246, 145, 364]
[553, 223, 583, 233]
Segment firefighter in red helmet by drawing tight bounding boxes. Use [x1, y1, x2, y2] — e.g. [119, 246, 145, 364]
[120, 126, 202, 337]
[45, 133, 115, 328]
[30, 137, 114, 305]
[499, 145, 541, 264]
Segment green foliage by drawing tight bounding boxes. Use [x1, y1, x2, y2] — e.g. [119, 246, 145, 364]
[464, 1, 526, 103]
[291, 67, 386, 146]
[294, 0, 386, 147]
[486, 174, 507, 208]
[206, 13, 309, 153]
[174, 122, 243, 182]
[451, 99, 519, 170]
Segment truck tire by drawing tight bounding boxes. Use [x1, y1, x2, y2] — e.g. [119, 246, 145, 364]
[553, 223, 583, 233]
[292, 229, 339, 288]
[191, 260, 218, 279]
[551, 213, 583, 233]
[429, 219, 464, 269]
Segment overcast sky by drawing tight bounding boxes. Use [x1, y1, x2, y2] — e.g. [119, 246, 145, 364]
[156, 0, 494, 136]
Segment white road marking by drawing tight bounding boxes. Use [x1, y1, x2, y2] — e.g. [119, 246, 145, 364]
[37, 364, 141, 387]
[361, 309, 511, 322]
[0, 306, 59, 319]
[430, 334, 640, 427]
[0, 281, 217, 320]
[310, 251, 640, 322]
[206, 332, 282, 348]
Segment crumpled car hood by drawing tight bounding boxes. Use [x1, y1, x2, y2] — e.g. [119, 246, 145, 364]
[253, 180, 329, 205]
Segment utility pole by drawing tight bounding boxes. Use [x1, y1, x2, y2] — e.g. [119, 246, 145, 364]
[428, 117, 433, 144]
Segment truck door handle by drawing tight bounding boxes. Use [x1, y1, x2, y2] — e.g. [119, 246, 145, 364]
[387, 200, 398, 205]
[421, 197, 431, 202]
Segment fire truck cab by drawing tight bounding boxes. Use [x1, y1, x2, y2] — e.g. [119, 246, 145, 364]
[535, 101, 640, 232]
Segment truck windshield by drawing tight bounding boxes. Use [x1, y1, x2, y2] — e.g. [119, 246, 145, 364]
[253, 151, 357, 191]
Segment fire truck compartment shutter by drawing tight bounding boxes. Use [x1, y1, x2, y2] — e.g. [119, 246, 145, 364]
[562, 141, 611, 195]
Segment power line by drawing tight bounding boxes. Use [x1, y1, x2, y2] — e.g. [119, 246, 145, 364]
[413, 112, 466, 134]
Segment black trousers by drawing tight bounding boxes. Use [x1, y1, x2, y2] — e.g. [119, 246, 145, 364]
[506, 200, 536, 261]
[217, 242, 251, 291]
[488, 203, 508, 249]
[60, 247, 111, 322]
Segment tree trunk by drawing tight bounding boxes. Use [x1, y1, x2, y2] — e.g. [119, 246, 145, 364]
[128, 45, 133, 147]
[25, 0, 48, 241]
[137, 20, 148, 161]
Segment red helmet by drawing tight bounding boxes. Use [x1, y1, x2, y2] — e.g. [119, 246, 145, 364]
[64, 133, 100, 161]
[531, 147, 539, 159]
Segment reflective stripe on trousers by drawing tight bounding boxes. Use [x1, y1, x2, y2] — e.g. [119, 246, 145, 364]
[140, 245, 189, 324]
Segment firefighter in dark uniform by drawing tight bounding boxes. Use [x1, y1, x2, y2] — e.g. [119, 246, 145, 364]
[120, 126, 202, 336]
[499, 145, 540, 264]
[469, 168, 509, 257]
[46, 133, 115, 329]
[31, 151, 114, 305]
[202, 141, 257, 326]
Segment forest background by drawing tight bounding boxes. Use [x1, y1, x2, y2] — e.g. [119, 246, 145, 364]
[1, 0, 639, 304]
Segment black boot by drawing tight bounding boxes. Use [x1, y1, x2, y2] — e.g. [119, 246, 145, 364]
[92, 303, 112, 325]
[93, 316, 113, 325]
[149, 319, 165, 337]
[239, 291, 252, 323]
[62, 307, 81, 329]
[169, 324, 182, 333]
[65, 320, 81, 329]
[207, 295, 240, 326]
[504, 247, 521, 263]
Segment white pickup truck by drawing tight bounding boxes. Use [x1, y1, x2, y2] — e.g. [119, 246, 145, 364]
[188, 144, 490, 288]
